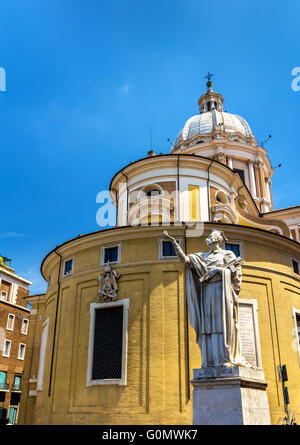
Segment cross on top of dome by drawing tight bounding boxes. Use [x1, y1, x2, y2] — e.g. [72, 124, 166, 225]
[204, 72, 214, 89]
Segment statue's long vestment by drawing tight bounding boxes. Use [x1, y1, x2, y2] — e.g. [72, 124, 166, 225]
[186, 252, 244, 367]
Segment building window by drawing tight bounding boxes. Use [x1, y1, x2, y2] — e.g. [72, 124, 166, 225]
[12, 375, 22, 391]
[2, 340, 11, 357]
[163, 241, 176, 257]
[292, 258, 300, 276]
[225, 243, 240, 258]
[62, 258, 74, 277]
[0, 291, 8, 301]
[296, 314, 300, 356]
[21, 318, 29, 335]
[233, 168, 245, 182]
[224, 240, 244, 261]
[0, 371, 7, 390]
[87, 299, 129, 386]
[18, 343, 26, 360]
[47, 272, 52, 289]
[6, 314, 15, 331]
[104, 246, 118, 263]
[159, 238, 182, 260]
[101, 243, 121, 266]
[292, 308, 300, 367]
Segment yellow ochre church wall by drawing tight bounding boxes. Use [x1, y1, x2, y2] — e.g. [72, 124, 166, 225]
[18, 224, 300, 425]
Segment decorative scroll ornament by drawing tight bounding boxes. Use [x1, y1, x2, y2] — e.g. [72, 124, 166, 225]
[98, 262, 121, 302]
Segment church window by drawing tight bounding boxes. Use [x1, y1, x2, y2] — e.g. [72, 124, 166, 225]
[292, 258, 300, 275]
[292, 307, 300, 368]
[87, 299, 129, 386]
[162, 241, 176, 257]
[159, 238, 183, 260]
[225, 243, 240, 257]
[233, 168, 245, 182]
[224, 240, 244, 260]
[63, 258, 74, 277]
[146, 189, 161, 197]
[101, 243, 121, 266]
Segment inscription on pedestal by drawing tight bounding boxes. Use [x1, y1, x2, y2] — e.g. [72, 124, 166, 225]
[238, 301, 261, 368]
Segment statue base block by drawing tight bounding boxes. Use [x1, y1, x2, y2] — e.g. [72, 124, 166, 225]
[191, 366, 271, 425]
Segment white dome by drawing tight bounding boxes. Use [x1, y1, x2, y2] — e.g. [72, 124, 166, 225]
[171, 109, 253, 151]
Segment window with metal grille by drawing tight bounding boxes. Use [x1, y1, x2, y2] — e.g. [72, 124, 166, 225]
[104, 246, 119, 264]
[92, 306, 124, 380]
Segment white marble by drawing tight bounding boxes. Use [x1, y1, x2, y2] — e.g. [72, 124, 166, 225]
[191, 366, 271, 425]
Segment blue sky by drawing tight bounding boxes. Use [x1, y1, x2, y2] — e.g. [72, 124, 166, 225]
[0, 0, 299, 293]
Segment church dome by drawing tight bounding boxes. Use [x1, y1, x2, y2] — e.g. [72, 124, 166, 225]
[171, 77, 256, 152]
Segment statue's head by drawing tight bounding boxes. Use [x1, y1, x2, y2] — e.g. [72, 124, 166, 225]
[205, 229, 228, 249]
[104, 262, 112, 273]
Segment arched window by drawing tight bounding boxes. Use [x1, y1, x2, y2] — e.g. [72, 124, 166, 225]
[146, 189, 161, 197]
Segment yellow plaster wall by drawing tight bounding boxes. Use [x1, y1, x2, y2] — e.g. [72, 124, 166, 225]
[19, 225, 300, 425]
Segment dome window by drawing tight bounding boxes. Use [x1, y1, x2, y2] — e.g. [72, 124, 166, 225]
[139, 184, 163, 199]
[207, 102, 211, 111]
[233, 168, 245, 182]
[146, 189, 161, 197]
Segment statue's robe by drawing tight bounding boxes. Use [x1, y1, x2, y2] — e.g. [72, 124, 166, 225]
[186, 248, 247, 368]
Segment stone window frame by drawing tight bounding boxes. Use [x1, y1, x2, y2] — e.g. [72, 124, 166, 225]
[18, 343, 26, 361]
[86, 298, 130, 387]
[21, 317, 29, 335]
[6, 313, 15, 331]
[62, 256, 74, 279]
[158, 237, 184, 261]
[100, 242, 122, 266]
[291, 257, 300, 277]
[223, 239, 245, 262]
[291, 307, 300, 368]
[238, 298, 263, 369]
[0, 290, 8, 302]
[2, 339, 11, 358]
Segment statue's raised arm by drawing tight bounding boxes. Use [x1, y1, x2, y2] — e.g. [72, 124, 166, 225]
[163, 230, 190, 266]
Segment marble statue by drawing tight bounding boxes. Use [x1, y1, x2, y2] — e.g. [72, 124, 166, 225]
[98, 262, 120, 302]
[164, 229, 249, 368]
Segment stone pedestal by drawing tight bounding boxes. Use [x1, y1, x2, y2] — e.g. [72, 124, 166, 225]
[191, 366, 271, 425]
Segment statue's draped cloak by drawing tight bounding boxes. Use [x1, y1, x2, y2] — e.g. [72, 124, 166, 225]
[185, 250, 246, 367]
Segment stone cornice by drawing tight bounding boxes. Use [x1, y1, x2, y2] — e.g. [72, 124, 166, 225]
[41, 222, 300, 281]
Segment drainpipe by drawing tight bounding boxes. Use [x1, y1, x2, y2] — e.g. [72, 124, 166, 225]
[48, 248, 63, 397]
[120, 171, 129, 225]
[111, 187, 118, 226]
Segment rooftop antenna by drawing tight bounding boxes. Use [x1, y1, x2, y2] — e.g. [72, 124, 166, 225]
[260, 134, 272, 148]
[150, 125, 152, 150]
